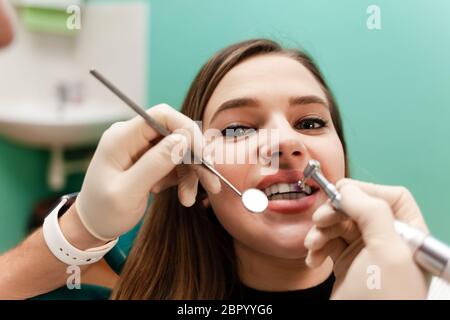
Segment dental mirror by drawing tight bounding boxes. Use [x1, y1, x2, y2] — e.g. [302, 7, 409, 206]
[198, 159, 268, 213]
[241, 188, 269, 213]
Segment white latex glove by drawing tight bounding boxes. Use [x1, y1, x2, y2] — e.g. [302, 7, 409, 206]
[304, 178, 429, 299]
[75, 104, 221, 241]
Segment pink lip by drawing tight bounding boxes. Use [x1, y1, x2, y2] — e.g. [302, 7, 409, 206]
[256, 169, 321, 191]
[267, 190, 319, 214]
[254, 168, 321, 215]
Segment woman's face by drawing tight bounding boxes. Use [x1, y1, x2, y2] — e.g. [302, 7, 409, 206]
[202, 54, 345, 259]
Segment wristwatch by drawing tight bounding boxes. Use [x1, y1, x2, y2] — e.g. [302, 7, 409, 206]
[43, 192, 118, 266]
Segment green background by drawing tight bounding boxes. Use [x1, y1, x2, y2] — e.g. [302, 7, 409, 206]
[1, 0, 449, 253]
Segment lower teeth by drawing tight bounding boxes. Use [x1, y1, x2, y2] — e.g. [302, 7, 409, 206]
[270, 192, 307, 201]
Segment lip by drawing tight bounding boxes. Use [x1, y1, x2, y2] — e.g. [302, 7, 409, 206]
[267, 190, 319, 214]
[256, 169, 320, 190]
[255, 168, 321, 215]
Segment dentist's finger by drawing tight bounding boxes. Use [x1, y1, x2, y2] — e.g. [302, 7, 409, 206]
[151, 170, 178, 193]
[338, 183, 400, 248]
[312, 201, 347, 228]
[152, 163, 221, 196]
[124, 133, 188, 193]
[101, 104, 203, 167]
[305, 220, 359, 251]
[176, 165, 198, 207]
[337, 178, 406, 207]
[190, 164, 221, 195]
[305, 238, 347, 268]
[336, 178, 427, 232]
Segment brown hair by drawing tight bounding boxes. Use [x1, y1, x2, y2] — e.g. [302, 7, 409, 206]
[112, 39, 348, 299]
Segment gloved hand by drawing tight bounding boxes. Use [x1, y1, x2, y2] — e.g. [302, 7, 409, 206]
[75, 104, 221, 241]
[304, 178, 429, 299]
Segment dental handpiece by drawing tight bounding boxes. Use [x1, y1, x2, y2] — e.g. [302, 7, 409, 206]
[300, 160, 450, 283]
[90, 69, 268, 213]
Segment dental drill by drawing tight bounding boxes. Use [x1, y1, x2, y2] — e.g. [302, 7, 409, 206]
[299, 159, 450, 283]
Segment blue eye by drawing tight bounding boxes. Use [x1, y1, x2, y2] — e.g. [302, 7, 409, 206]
[295, 118, 327, 130]
[221, 125, 256, 138]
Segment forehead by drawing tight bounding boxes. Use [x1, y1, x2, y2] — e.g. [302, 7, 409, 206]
[203, 54, 327, 124]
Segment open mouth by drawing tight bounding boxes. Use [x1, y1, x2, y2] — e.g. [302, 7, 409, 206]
[263, 182, 319, 201]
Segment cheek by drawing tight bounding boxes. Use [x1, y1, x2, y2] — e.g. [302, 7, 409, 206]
[308, 134, 346, 183]
[205, 137, 257, 196]
[205, 142, 254, 233]
[205, 161, 316, 259]
[202, 132, 346, 260]
[207, 162, 250, 217]
[208, 191, 313, 259]
[205, 138, 289, 256]
[206, 173, 254, 252]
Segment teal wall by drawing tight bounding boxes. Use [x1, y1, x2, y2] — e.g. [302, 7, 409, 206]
[0, 139, 49, 252]
[0, 137, 84, 252]
[1, 0, 449, 253]
[148, 0, 450, 242]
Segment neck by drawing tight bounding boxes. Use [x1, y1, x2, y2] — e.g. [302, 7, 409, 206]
[234, 240, 333, 292]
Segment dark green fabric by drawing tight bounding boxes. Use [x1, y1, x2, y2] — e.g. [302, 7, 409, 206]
[30, 284, 112, 300]
[104, 222, 141, 274]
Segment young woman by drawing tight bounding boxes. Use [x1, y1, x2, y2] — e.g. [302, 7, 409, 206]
[0, 39, 429, 300]
[81, 39, 428, 299]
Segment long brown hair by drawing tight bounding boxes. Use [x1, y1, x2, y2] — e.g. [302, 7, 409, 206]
[112, 39, 348, 299]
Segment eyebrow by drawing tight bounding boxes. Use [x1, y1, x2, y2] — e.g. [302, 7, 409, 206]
[209, 95, 329, 123]
[289, 95, 328, 108]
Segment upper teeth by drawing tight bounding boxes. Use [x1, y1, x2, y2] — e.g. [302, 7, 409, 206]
[263, 183, 312, 197]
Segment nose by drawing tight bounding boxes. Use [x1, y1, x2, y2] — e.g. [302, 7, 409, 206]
[259, 118, 307, 170]
[274, 139, 302, 157]
[270, 138, 305, 169]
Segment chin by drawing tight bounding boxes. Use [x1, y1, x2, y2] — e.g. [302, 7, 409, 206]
[267, 246, 309, 260]
[270, 239, 309, 259]
[256, 227, 312, 259]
